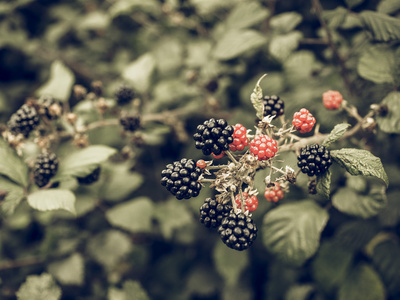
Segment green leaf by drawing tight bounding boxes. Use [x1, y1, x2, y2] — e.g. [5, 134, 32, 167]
[316, 169, 331, 199]
[377, 0, 400, 14]
[105, 197, 153, 233]
[36, 60, 75, 102]
[213, 240, 249, 286]
[250, 74, 266, 120]
[376, 92, 400, 133]
[323, 7, 348, 28]
[213, 29, 267, 61]
[269, 31, 303, 62]
[331, 148, 389, 187]
[312, 240, 353, 293]
[322, 123, 351, 148]
[338, 264, 385, 300]
[262, 200, 329, 266]
[357, 45, 396, 84]
[122, 53, 156, 94]
[55, 145, 117, 180]
[27, 189, 76, 215]
[153, 199, 192, 239]
[345, 0, 364, 8]
[225, 1, 269, 30]
[335, 220, 379, 251]
[0, 176, 25, 215]
[332, 187, 386, 218]
[360, 10, 400, 42]
[0, 139, 28, 186]
[87, 230, 132, 269]
[48, 253, 84, 286]
[270, 12, 302, 34]
[16, 273, 62, 300]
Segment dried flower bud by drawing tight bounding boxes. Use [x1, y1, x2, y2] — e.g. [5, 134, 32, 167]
[66, 113, 78, 125]
[73, 85, 87, 101]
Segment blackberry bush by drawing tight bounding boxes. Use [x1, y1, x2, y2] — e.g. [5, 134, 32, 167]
[297, 144, 332, 176]
[33, 152, 59, 187]
[199, 198, 232, 228]
[7, 104, 40, 138]
[263, 95, 284, 117]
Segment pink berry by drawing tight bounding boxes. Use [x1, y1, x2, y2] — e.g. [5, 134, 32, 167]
[264, 182, 284, 202]
[235, 192, 259, 212]
[249, 135, 278, 161]
[229, 124, 249, 152]
[292, 108, 316, 134]
[323, 90, 343, 110]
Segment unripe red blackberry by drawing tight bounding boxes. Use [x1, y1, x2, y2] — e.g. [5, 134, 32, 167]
[193, 118, 234, 156]
[38, 96, 63, 120]
[120, 114, 141, 132]
[263, 95, 284, 117]
[249, 135, 278, 161]
[33, 152, 59, 187]
[114, 84, 135, 105]
[297, 144, 332, 176]
[199, 198, 232, 228]
[292, 108, 316, 134]
[77, 167, 101, 185]
[322, 90, 343, 110]
[161, 158, 203, 200]
[235, 192, 259, 212]
[218, 211, 258, 251]
[229, 123, 249, 152]
[264, 182, 284, 202]
[7, 104, 40, 137]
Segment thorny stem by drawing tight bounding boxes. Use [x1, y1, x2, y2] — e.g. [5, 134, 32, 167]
[225, 150, 238, 164]
[239, 186, 245, 213]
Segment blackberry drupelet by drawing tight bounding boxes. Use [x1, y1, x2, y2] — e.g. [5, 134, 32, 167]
[161, 158, 202, 200]
[120, 115, 141, 132]
[38, 95, 62, 120]
[114, 84, 135, 105]
[7, 104, 40, 137]
[218, 211, 258, 251]
[193, 118, 234, 156]
[297, 144, 332, 176]
[77, 167, 101, 185]
[199, 198, 232, 228]
[263, 95, 284, 117]
[33, 152, 59, 187]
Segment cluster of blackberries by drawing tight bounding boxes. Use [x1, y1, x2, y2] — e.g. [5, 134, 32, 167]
[297, 144, 332, 176]
[33, 152, 59, 187]
[114, 84, 135, 105]
[263, 95, 284, 117]
[7, 104, 40, 138]
[199, 198, 232, 228]
[38, 96, 63, 120]
[161, 158, 203, 200]
[120, 115, 141, 132]
[193, 118, 234, 156]
[77, 167, 101, 185]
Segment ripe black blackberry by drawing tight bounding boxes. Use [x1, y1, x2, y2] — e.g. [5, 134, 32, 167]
[199, 198, 232, 228]
[160, 158, 202, 200]
[77, 167, 101, 185]
[33, 152, 59, 187]
[114, 84, 135, 105]
[38, 96, 63, 120]
[193, 118, 234, 156]
[263, 95, 284, 117]
[218, 211, 258, 251]
[7, 104, 40, 137]
[120, 114, 141, 132]
[297, 144, 332, 177]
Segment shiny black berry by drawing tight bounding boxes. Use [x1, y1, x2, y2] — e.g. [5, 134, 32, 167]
[218, 211, 258, 251]
[200, 198, 232, 228]
[33, 152, 59, 187]
[38, 96, 63, 120]
[193, 118, 234, 156]
[120, 114, 141, 132]
[263, 95, 284, 117]
[161, 158, 202, 200]
[77, 167, 101, 185]
[115, 84, 135, 105]
[297, 144, 332, 177]
[7, 104, 40, 137]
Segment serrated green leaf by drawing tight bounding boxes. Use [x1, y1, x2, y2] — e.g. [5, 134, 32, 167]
[225, 1, 269, 30]
[331, 148, 389, 187]
[122, 53, 156, 93]
[48, 253, 84, 286]
[345, 0, 364, 8]
[269, 31, 303, 62]
[357, 45, 396, 84]
[250, 74, 266, 119]
[27, 189, 76, 215]
[0, 139, 28, 186]
[36, 60, 75, 102]
[323, 7, 348, 28]
[322, 123, 351, 147]
[376, 92, 400, 133]
[0, 176, 25, 215]
[316, 169, 331, 199]
[55, 145, 117, 180]
[106, 197, 153, 233]
[360, 10, 400, 42]
[335, 220, 379, 251]
[270, 12, 302, 34]
[377, 0, 400, 14]
[213, 240, 249, 286]
[213, 29, 267, 61]
[262, 200, 329, 266]
[332, 187, 386, 218]
[338, 264, 385, 300]
[16, 273, 62, 300]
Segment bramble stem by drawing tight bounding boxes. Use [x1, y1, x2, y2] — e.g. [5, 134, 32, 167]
[225, 150, 238, 164]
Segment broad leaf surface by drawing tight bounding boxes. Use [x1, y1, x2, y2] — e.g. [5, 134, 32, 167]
[27, 189, 76, 215]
